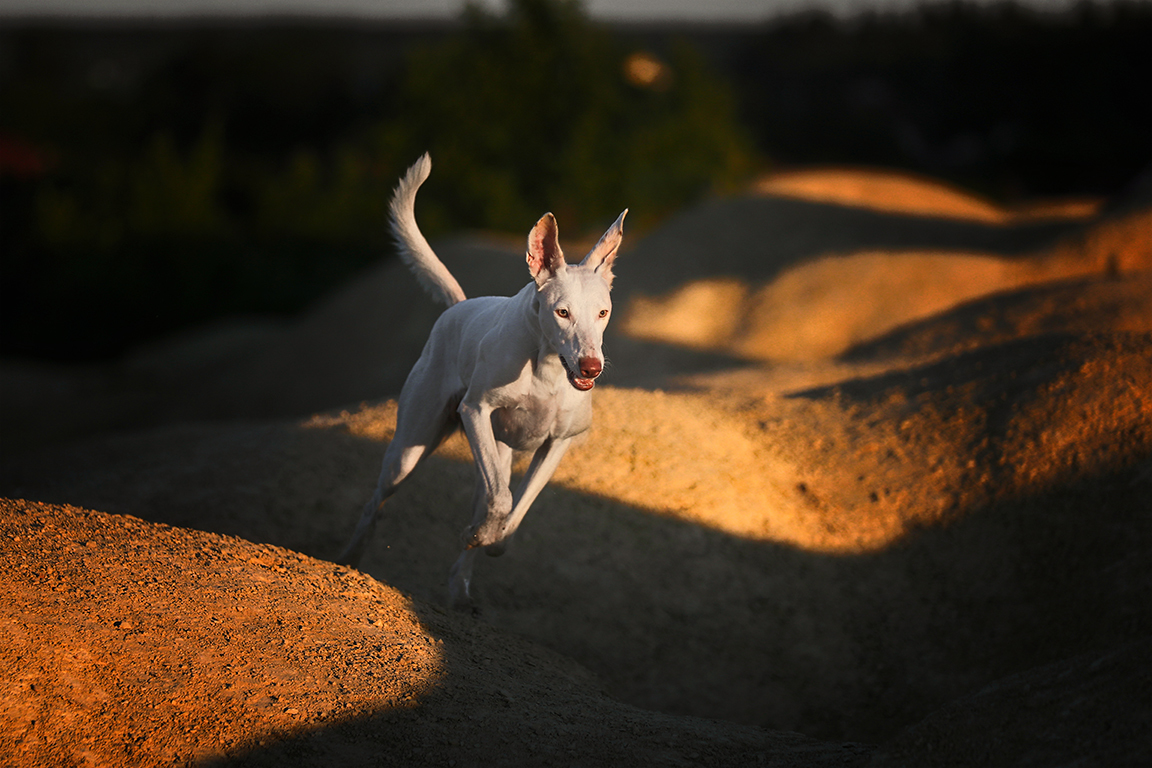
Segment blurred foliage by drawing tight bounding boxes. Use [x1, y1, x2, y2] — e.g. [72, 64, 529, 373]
[1, 0, 1149, 361]
[0, 0, 755, 359]
[385, 0, 754, 233]
[21, 0, 754, 249]
[34, 123, 228, 248]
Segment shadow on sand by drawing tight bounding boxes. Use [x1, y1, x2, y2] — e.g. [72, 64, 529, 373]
[4, 405, 1147, 758]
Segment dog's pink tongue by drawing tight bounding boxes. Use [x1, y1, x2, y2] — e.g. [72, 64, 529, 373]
[572, 376, 595, 391]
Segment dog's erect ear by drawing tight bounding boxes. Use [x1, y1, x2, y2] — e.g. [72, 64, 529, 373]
[580, 209, 627, 289]
[527, 212, 566, 288]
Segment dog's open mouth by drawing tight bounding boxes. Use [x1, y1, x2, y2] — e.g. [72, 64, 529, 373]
[560, 356, 597, 391]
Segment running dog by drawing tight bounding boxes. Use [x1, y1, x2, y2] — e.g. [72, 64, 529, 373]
[339, 154, 627, 607]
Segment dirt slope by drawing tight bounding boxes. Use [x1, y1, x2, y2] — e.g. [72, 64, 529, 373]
[4, 173, 1135, 452]
[2, 499, 861, 768]
[617, 205, 1152, 362]
[2, 169, 1150, 766]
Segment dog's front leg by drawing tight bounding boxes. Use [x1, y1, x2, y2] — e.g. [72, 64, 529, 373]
[484, 436, 573, 557]
[457, 401, 515, 548]
[449, 400, 513, 608]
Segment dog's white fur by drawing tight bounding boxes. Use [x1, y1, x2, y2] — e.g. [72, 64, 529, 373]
[339, 154, 626, 607]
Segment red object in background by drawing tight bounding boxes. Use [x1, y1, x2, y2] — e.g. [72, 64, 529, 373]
[0, 134, 54, 178]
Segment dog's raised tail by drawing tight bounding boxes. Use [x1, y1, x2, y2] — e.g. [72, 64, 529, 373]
[389, 153, 466, 307]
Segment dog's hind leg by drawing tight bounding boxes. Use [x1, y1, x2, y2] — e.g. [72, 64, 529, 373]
[338, 391, 458, 568]
[338, 441, 425, 568]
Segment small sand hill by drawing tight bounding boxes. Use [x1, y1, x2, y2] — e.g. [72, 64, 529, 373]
[1, 499, 850, 767]
[2, 167, 1150, 766]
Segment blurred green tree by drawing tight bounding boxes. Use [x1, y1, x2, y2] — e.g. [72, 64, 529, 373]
[381, 0, 757, 235]
[34, 122, 228, 249]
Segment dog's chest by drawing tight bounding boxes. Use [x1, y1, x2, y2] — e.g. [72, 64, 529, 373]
[491, 390, 591, 450]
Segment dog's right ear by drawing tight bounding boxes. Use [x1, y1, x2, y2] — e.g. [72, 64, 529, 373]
[527, 212, 566, 288]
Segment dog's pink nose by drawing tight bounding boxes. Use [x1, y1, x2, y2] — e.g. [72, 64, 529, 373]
[578, 357, 602, 379]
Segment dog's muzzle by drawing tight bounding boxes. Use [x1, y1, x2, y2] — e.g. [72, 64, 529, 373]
[560, 355, 601, 391]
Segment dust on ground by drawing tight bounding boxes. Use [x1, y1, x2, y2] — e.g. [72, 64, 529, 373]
[2, 169, 1150, 766]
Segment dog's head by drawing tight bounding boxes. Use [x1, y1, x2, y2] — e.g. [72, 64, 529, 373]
[527, 209, 627, 391]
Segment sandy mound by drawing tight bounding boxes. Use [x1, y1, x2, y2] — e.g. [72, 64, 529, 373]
[2, 499, 855, 767]
[843, 271, 1152, 361]
[2, 168, 1150, 766]
[619, 206, 1152, 361]
[753, 167, 1102, 223]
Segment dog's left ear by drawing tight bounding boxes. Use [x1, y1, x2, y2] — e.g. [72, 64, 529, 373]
[580, 209, 627, 289]
[527, 213, 566, 288]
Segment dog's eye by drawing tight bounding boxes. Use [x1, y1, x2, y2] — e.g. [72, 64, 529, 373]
[598, 309, 609, 318]
[555, 308, 569, 318]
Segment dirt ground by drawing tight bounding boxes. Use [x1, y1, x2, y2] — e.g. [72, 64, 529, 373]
[2, 168, 1150, 766]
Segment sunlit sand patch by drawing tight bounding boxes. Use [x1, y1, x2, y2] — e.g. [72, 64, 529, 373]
[308, 400, 473, 466]
[306, 390, 913, 554]
[620, 278, 751, 350]
[621, 203, 1152, 363]
[0, 501, 445, 766]
[753, 168, 1102, 223]
[303, 321, 1152, 560]
[622, 250, 1034, 361]
[1038, 207, 1152, 275]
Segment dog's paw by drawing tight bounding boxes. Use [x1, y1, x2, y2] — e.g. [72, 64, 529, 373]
[464, 519, 505, 550]
[448, 554, 477, 611]
[448, 580, 480, 614]
[450, 593, 478, 613]
[457, 600, 484, 619]
[460, 525, 483, 549]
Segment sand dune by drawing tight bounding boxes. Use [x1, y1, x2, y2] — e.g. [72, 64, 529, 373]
[620, 205, 1152, 362]
[4, 498, 860, 767]
[753, 167, 1103, 223]
[2, 168, 1150, 766]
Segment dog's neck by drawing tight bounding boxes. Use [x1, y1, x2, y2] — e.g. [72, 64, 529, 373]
[520, 285, 557, 369]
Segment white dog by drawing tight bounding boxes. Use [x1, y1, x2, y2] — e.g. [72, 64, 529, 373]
[339, 154, 626, 608]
